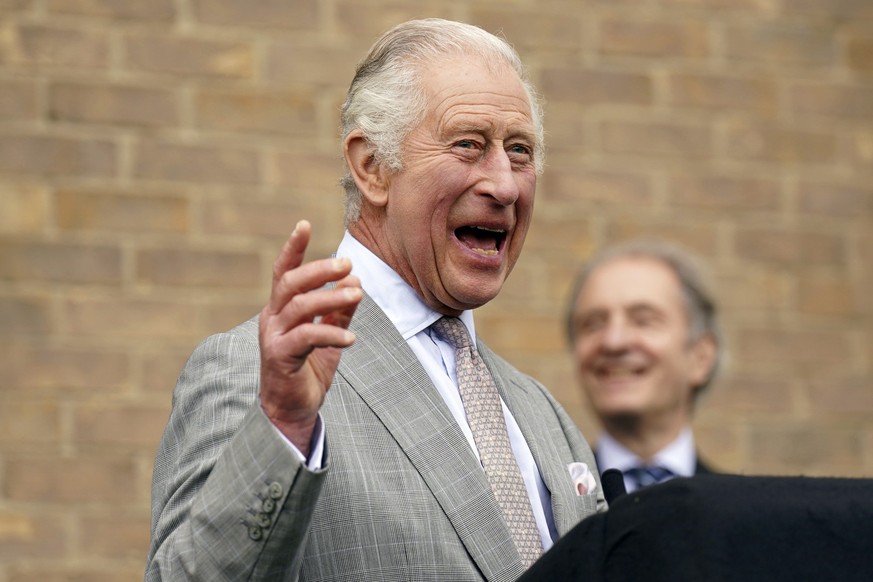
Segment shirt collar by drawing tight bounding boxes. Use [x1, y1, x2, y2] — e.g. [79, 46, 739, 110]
[596, 426, 697, 477]
[336, 231, 476, 341]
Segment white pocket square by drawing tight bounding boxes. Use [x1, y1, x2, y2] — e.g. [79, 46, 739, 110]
[568, 462, 597, 496]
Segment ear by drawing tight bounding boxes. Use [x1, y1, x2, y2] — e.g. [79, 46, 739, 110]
[344, 129, 389, 207]
[688, 334, 717, 390]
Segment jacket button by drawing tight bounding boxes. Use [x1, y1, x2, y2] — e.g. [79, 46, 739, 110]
[248, 525, 263, 541]
[261, 497, 276, 514]
[268, 482, 283, 500]
[256, 513, 272, 528]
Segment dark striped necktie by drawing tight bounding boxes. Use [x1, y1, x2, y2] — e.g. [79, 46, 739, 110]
[624, 465, 675, 490]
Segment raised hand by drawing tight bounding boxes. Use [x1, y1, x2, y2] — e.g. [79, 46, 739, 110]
[258, 220, 363, 456]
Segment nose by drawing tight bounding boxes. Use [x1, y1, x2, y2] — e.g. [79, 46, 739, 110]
[600, 319, 631, 352]
[478, 147, 520, 206]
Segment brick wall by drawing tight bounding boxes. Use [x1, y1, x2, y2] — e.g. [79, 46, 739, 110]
[1, 0, 871, 579]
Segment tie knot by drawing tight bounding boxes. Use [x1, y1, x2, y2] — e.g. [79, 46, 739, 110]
[431, 316, 472, 350]
[624, 465, 675, 488]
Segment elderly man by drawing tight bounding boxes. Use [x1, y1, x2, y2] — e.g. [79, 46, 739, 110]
[147, 18, 604, 582]
[566, 240, 722, 494]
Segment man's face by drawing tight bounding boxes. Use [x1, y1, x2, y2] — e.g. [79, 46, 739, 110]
[570, 257, 713, 428]
[377, 56, 537, 314]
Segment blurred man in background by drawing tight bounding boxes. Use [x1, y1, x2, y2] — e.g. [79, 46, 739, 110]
[566, 240, 722, 493]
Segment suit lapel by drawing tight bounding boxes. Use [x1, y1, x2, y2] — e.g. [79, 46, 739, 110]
[335, 295, 524, 580]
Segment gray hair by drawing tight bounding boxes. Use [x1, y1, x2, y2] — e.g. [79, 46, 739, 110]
[339, 18, 545, 226]
[565, 239, 724, 397]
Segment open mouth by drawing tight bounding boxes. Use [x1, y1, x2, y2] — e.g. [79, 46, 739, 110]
[455, 225, 506, 256]
[596, 367, 645, 380]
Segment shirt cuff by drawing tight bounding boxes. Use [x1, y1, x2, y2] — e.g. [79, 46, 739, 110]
[271, 414, 326, 470]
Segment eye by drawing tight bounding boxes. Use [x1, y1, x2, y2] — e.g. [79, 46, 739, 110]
[630, 308, 662, 328]
[576, 314, 606, 336]
[507, 142, 534, 166]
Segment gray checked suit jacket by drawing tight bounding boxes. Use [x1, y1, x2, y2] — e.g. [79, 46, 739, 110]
[146, 294, 606, 581]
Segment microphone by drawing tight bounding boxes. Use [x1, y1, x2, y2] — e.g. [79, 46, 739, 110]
[601, 468, 627, 504]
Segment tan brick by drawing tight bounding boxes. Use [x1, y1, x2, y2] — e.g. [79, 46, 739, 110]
[80, 514, 151, 560]
[540, 167, 651, 206]
[606, 222, 718, 255]
[734, 228, 845, 265]
[847, 35, 873, 72]
[798, 274, 857, 316]
[0, 511, 66, 560]
[522, 216, 597, 259]
[539, 104, 590, 155]
[0, 511, 37, 547]
[0, 182, 49, 234]
[194, 88, 318, 136]
[47, 0, 175, 20]
[0, 296, 51, 334]
[735, 328, 851, 367]
[265, 43, 360, 86]
[133, 140, 259, 184]
[202, 198, 311, 239]
[2, 24, 110, 68]
[8, 569, 145, 582]
[660, 0, 771, 8]
[135, 248, 261, 288]
[124, 34, 254, 78]
[73, 404, 168, 448]
[56, 189, 189, 233]
[5, 457, 137, 503]
[0, 399, 60, 444]
[726, 124, 836, 163]
[598, 17, 710, 58]
[848, 130, 873, 167]
[49, 82, 178, 127]
[692, 424, 741, 473]
[0, 240, 122, 285]
[62, 297, 198, 339]
[478, 312, 565, 354]
[0, 78, 38, 119]
[809, 377, 873, 415]
[715, 271, 791, 311]
[0, 133, 117, 177]
[788, 82, 873, 119]
[798, 181, 872, 218]
[141, 350, 191, 393]
[270, 151, 346, 191]
[790, 0, 873, 18]
[746, 424, 865, 476]
[334, 1, 452, 40]
[601, 120, 713, 158]
[0, 0, 32, 10]
[705, 375, 796, 416]
[668, 173, 780, 211]
[666, 73, 777, 113]
[191, 0, 317, 28]
[470, 9, 584, 51]
[724, 22, 835, 65]
[200, 304, 262, 336]
[540, 68, 653, 106]
[0, 344, 129, 392]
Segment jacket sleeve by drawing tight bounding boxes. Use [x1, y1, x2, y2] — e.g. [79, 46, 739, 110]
[145, 325, 327, 581]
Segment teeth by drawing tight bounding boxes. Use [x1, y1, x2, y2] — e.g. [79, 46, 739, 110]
[472, 226, 505, 233]
[603, 369, 635, 378]
[471, 248, 499, 256]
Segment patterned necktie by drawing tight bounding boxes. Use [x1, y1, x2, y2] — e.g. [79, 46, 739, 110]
[431, 316, 543, 568]
[624, 465, 675, 490]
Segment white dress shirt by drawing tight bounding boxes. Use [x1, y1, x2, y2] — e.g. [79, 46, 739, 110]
[336, 231, 558, 550]
[596, 427, 697, 493]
